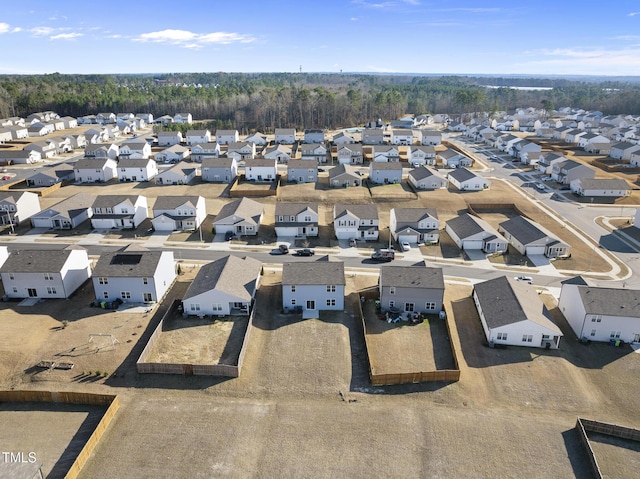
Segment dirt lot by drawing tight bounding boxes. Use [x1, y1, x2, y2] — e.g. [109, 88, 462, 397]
[586, 431, 640, 478]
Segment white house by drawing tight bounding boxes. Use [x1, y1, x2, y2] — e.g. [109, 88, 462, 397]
[498, 216, 571, 258]
[157, 131, 183, 146]
[227, 141, 256, 161]
[275, 128, 296, 144]
[151, 195, 206, 232]
[155, 162, 198, 185]
[0, 191, 41, 226]
[185, 129, 211, 146]
[84, 143, 119, 160]
[173, 113, 193, 124]
[191, 142, 221, 162]
[215, 129, 239, 145]
[213, 198, 263, 236]
[117, 158, 159, 182]
[0, 246, 92, 299]
[329, 164, 361, 187]
[447, 168, 490, 191]
[154, 144, 190, 164]
[409, 146, 436, 166]
[304, 129, 325, 144]
[245, 158, 277, 181]
[201, 157, 238, 183]
[118, 140, 152, 159]
[610, 141, 640, 160]
[438, 149, 472, 168]
[473, 276, 563, 349]
[90, 195, 149, 230]
[570, 178, 631, 198]
[73, 158, 118, 183]
[0, 150, 41, 164]
[91, 245, 176, 303]
[559, 278, 640, 344]
[0, 245, 7, 269]
[274, 203, 318, 237]
[337, 144, 364, 165]
[26, 165, 74, 187]
[390, 207, 439, 244]
[391, 130, 414, 146]
[421, 130, 442, 146]
[445, 213, 508, 253]
[300, 143, 327, 163]
[282, 257, 345, 318]
[332, 132, 355, 145]
[263, 145, 292, 163]
[333, 204, 379, 240]
[245, 132, 267, 146]
[369, 161, 403, 185]
[30, 193, 95, 230]
[372, 145, 400, 162]
[408, 167, 447, 190]
[182, 255, 262, 317]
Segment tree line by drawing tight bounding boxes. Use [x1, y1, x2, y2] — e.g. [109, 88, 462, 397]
[1, 72, 639, 132]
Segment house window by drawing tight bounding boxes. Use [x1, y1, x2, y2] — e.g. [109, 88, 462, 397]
[190, 304, 200, 311]
[497, 333, 508, 341]
[47, 287, 57, 295]
[121, 291, 131, 299]
[98, 277, 108, 285]
[304, 215, 312, 222]
[610, 331, 621, 339]
[389, 300, 395, 309]
[143, 277, 148, 285]
[592, 315, 602, 323]
[103, 292, 109, 299]
[425, 302, 436, 311]
[9, 273, 14, 280]
[278, 216, 284, 222]
[291, 299, 296, 306]
[291, 285, 296, 292]
[290, 216, 295, 221]
[405, 303, 415, 312]
[326, 299, 336, 306]
[212, 304, 223, 311]
[522, 334, 533, 343]
[326, 285, 336, 293]
[43, 273, 54, 280]
[12, 287, 17, 293]
[389, 287, 395, 295]
[590, 329, 596, 337]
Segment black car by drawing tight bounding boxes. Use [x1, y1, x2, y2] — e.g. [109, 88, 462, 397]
[278, 244, 289, 254]
[225, 231, 235, 241]
[295, 248, 315, 256]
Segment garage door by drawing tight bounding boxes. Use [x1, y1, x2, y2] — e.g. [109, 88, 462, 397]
[462, 240, 484, 250]
[398, 233, 418, 244]
[526, 246, 546, 255]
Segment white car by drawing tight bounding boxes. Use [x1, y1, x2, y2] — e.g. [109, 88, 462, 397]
[534, 183, 546, 191]
[401, 241, 411, 252]
[514, 275, 533, 284]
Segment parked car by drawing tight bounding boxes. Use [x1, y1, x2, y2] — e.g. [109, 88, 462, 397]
[295, 248, 315, 256]
[541, 176, 552, 182]
[371, 249, 395, 262]
[401, 241, 411, 252]
[224, 231, 235, 241]
[534, 183, 546, 191]
[278, 244, 289, 254]
[514, 275, 533, 284]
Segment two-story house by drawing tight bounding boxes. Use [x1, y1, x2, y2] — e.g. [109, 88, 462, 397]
[90, 195, 149, 230]
[0, 191, 41, 227]
[300, 143, 327, 163]
[117, 158, 159, 182]
[74, 158, 118, 183]
[201, 157, 238, 183]
[191, 142, 221, 162]
[245, 158, 277, 181]
[379, 264, 444, 314]
[333, 204, 379, 240]
[337, 144, 364, 165]
[215, 129, 239, 145]
[389, 207, 439, 245]
[287, 159, 318, 183]
[151, 195, 207, 232]
[274, 203, 319, 237]
[227, 141, 256, 161]
[185, 129, 211, 146]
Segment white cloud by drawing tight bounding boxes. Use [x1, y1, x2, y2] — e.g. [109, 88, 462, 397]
[628, 12, 640, 17]
[134, 29, 255, 47]
[0, 22, 9, 33]
[12, 27, 22, 33]
[352, 1, 399, 9]
[105, 34, 123, 39]
[350, 17, 359, 21]
[31, 26, 55, 36]
[519, 46, 640, 74]
[50, 32, 83, 40]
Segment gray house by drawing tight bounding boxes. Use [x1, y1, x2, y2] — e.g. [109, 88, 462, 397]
[155, 162, 198, 185]
[550, 160, 595, 185]
[287, 159, 318, 183]
[389, 208, 439, 244]
[282, 257, 345, 318]
[25, 165, 74, 187]
[445, 213, 507, 253]
[182, 255, 262, 317]
[30, 193, 95, 230]
[337, 144, 364, 165]
[201, 157, 238, 183]
[498, 216, 570, 258]
[362, 128, 385, 145]
[408, 167, 447, 190]
[304, 129, 325, 144]
[213, 198, 264, 236]
[329, 164, 361, 187]
[369, 161, 403, 185]
[379, 265, 444, 314]
[274, 203, 318, 237]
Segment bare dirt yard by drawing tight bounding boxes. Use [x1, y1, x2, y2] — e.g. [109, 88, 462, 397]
[586, 431, 640, 478]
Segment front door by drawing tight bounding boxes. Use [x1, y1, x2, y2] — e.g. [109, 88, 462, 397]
[633, 333, 640, 343]
[306, 300, 315, 310]
[28, 288, 37, 297]
[143, 293, 153, 302]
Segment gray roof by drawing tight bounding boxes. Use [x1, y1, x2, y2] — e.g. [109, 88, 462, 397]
[412, 145, 436, 154]
[575, 178, 631, 190]
[227, 141, 252, 150]
[287, 159, 317, 169]
[118, 158, 153, 168]
[556, 159, 582, 171]
[446, 213, 499, 239]
[92, 245, 167, 277]
[438, 149, 462, 159]
[153, 195, 201, 210]
[379, 265, 444, 289]
[183, 255, 262, 301]
[275, 202, 318, 217]
[187, 130, 210, 136]
[215, 129, 238, 136]
[408, 167, 440, 181]
[202, 157, 235, 168]
[611, 141, 640, 151]
[498, 216, 554, 245]
[92, 195, 140, 209]
[448, 168, 478, 182]
[334, 203, 378, 221]
[275, 128, 296, 135]
[329, 164, 359, 179]
[474, 276, 562, 333]
[576, 286, 640, 317]
[0, 150, 32, 159]
[370, 161, 403, 171]
[74, 157, 114, 169]
[215, 198, 263, 224]
[0, 247, 84, 273]
[282, 257, 345, 285]
[338, 144, 363, 154]
[392, 207, 438, 223]
[246, 158, 277, 167]
[35, 192, 96, 220]
[0, 191, 32, 204]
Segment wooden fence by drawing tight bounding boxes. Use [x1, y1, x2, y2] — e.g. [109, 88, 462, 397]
[0, 179, 65, 196]
[592, 159, 640, 173]
[0, 390, 119, 479]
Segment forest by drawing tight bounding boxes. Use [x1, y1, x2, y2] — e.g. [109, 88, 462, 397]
[1, 72, 640, 133]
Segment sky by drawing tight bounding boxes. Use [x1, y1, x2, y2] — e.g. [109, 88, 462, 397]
[1, 0, 640, 77]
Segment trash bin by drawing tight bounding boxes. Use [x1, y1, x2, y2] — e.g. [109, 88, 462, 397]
[615, 339, 621, 347]
[609, 339, 615, 346]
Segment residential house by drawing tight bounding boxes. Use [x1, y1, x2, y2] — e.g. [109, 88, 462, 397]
[27, 123, 49, 137]
[201, 157, 238, 183]
[191, 142, 221, 162]
[117, 158, 159, 182]
[391, 130, 414, 146]
[361, 128, 385, 145]
[332, 132, 355, 145]
[84, 143, 119, 160]
[537, 152, 566, 174]
[337, 144, 364, 165]
[578, 133, 610, 150]
[90, 195, 148, 230]
[25, 165, 74, 187]
[282, 257, 345, 318]
[96, 112, 116, 124]
[473, 276, 562, 349]
[155, 161, 198, 185]
[304, 129, 325, 144]
[0, 246, 92, 299]
[4, 124, 29, 140]
[174, 113, 193, 124]
[287, 159, 318, 183]
[498, 215, 570, 258]
[151, 195, 206, 232]
[379, 265, 444, 314]
[157, 131, 183, 146]
[275, 128, 296, 144]
[23, 141, 57, 159]
[245, 132, 267, 146]
[438, 148, 472, 168]
[182, 255, 262, 317]
[390, 207, 439, 244]
[333, 204, 379, 240]
[445, 213, 508, 253]
[0, 245, 7, 268]
[215, 129, 239, 145]
[0, 191, 41, 226]
[227, 141, 256, 161]
[213, 198, 264, 236]
[300, 143, 327, 163]
[550, 160, 596, 185]
[118, 140, 152, 159]
[610, 141, 640, 160]
[274, 203, 319, 237]
[63, 134, 87, 150]
[329, 164, 361, 187]
[91, 245, 176, 303]
[0, 150, 41, 164]
[154, 144, 190, 164]
[372, 145, 400, 162]
[408, 167, 447, 190]
[0, 128, 12, 143]
[521, 151, 542, 167]
[570, 178, 631, 198]
[245, 158, 277, 181]
[494, 134, 522, 153]
[369, 161, 403, 185]
[30, 193, 95, 229]
[154, 115, 174, 125]
[185, 129, 211, 146]
[74, 158, 118, 183]
[565, 129, 588, 144]
[263, 144, 292, 163]
[447, 168, 490, 191]
[514, 140, 542, 162]
[421, 130, 442, 146]
[409, 146, 436, 166]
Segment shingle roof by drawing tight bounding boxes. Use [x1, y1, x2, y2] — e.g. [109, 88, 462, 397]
[117, 158, 153, 168]
[334, 203, 378, 220]
[282, 257, 345, 285]
[152, 195, 201, 210]
[474, 276, 562, 333]
[498, 216, 554, 245]
[392, 207, 438, 223]
[74, 157, 113, 169]
[0, 247, 83, 273]
[575, 178, 631, 190]
[370, 161, 402, 171]
[183, 255, 262, 301]
[34, 192, 95, 219]
[92, 245, 168, 277]
[202, 157, 235, 168]
[92, 195, 139, 209]
[287, 159, 317, 169]
[408, 167, 440, 181]
[215, 198, 263, 224]
[446, 213, 497, 239]
[448, 168, 478, 182]
[379, 265, 444, 289]
[275, 202, 318, 217]
[329, 164, 359, 179]
[576, 286, 640, 317]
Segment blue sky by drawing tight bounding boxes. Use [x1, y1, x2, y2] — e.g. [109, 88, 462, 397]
[1, 1, 640, 76]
